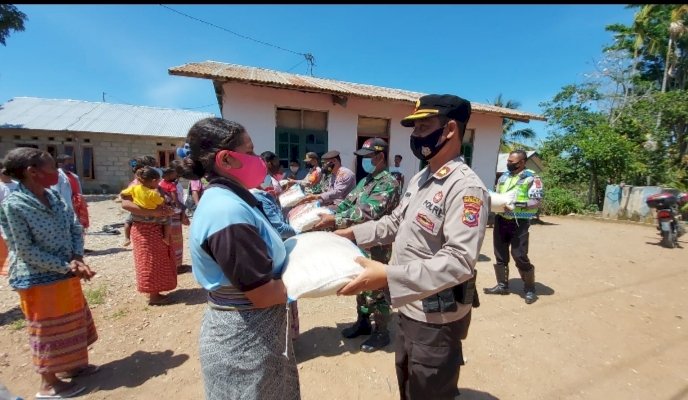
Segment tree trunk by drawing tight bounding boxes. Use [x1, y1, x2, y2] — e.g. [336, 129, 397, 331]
[588, 171, 594, 205]
[661, 36, 674, 93]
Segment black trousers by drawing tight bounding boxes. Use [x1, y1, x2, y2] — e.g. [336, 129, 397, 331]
[395, 312, 471, 400]
[493, 215, 534, 271]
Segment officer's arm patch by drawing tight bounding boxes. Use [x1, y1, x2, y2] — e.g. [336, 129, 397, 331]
[462, 195, 483, 227]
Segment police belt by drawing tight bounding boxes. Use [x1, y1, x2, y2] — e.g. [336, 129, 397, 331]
[420, 271, 480, 314]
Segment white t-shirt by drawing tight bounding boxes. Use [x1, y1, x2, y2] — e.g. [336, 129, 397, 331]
[0, 181, 19, 204]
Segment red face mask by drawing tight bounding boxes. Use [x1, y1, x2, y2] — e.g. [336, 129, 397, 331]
[35, 170, 59, 188]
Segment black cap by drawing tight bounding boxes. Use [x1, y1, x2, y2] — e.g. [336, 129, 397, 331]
[354, 138, 389, 157]
[400, 94, 471, 127]
[321, 150, 340, 160]
[303, 151, 319, 162]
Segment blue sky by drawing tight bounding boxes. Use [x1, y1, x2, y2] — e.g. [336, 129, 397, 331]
[1, 5, 635, 145]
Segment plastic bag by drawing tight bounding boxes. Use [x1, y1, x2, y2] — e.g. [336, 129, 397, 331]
[281, 232, 365, 300]
[289, 203, 334, 233]
[279, 184, 306, 208]
[489, 190, 516, 213]
[287, 201, 319, 221]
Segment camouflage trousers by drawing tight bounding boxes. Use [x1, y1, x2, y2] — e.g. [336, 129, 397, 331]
[357, 289, 391, 332]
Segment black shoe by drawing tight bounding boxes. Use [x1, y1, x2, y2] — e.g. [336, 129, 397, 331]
[360, 331, 390, 352]
[483, 284, 509, 295]
[525, 291, 538, 304]
[341, 318, 372, 339]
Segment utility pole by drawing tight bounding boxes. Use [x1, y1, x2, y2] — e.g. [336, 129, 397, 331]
[102, 92, 106, 102]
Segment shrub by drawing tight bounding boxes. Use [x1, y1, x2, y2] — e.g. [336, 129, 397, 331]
[542, 187, 585, 215]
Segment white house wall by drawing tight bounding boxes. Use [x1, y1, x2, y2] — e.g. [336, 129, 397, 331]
[220, 82, 503, 189]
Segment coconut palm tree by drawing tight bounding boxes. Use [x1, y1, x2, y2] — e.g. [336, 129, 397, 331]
[661, 5, 688, 92]
[492, 94, 536, 151]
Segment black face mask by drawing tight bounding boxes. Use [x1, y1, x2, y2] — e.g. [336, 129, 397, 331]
[324, 162, 335, 174]
[506, 162, 520, 172]
[410, 124, 448, 161]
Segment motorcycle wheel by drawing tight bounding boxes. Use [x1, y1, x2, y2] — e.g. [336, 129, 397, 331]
[661, 230, 677, 248]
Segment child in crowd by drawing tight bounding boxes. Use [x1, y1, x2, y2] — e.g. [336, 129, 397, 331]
[120, 167, 171, 245]
[158, 167, 182, 209]
[122, 213, 134, 246]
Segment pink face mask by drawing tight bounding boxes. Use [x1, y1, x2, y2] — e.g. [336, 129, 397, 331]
[215, 150, 267, 189]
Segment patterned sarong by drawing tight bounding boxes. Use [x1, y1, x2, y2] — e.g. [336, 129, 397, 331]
[18, 277, 98, 373]
[131, 222, 177, 293]
[200, 305, 300, 400]
[170, 214, 183, 268]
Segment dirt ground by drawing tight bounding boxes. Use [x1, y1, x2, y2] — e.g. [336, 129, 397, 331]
[1, 197, 687, 400]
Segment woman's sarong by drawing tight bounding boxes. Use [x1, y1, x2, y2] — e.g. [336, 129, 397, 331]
[199, 305, 300, 400]
[18, 277, 98, 373]
[131, 222, 177, 293]
[170, 214, 183, 268]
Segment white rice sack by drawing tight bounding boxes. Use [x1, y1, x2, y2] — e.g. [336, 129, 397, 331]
[287, 201, 319, 221]
[282, 232, 365, 300]
[489, 190, 516, 213]
[279, 184, 306, 208]
[290, 206, 334, 233]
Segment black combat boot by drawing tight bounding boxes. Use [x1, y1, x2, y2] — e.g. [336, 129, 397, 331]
[360, 311, 390, 352]
[341, 311, 372, 339]
[360, 330, 390, 352]
[519, 268, 538, 304]
[483, 264, 509, 295]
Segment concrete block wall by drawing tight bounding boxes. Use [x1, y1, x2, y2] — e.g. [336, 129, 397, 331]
[602, 184, 663, 223]
[0, 129, 183, 194]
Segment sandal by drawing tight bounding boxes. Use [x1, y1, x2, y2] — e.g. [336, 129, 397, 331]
[35, 382, 86, 399]
[56, 364, 100, 379]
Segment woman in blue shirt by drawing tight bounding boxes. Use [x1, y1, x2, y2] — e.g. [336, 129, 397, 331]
[180, 118, 300, 400]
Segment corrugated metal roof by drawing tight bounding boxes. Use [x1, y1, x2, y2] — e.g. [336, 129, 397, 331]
[169, 61, 547, 123]
[0, 97, 216, 138]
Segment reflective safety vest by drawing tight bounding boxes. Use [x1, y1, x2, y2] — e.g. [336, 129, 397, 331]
[496, 169, 543, 219]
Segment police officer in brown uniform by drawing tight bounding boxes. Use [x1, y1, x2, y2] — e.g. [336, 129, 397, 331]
[336, 94, 488, 400]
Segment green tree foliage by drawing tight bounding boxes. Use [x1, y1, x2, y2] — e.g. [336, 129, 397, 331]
[540, 5, 688, 215]
[0, 4, 27, 46]
[492, 94, 537, 152]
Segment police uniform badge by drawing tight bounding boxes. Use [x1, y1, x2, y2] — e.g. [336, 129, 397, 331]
[462, 195, 483, 227]
[435, 166, 450, 178]
[433, 191, 443, 203]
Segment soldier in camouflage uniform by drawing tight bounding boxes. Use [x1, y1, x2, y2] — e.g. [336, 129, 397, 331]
[315, 138, 400, 352]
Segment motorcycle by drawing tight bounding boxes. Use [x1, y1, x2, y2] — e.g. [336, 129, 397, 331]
[645, 191, 688, 248]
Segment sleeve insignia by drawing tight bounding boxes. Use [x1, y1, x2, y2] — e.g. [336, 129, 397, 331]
[462, 195, 483, 227]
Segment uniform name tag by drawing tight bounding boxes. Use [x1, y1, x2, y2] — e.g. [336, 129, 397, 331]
[414, 210, 442, 235]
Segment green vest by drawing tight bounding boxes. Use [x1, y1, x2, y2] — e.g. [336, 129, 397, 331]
[497, 169, 540, 219]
